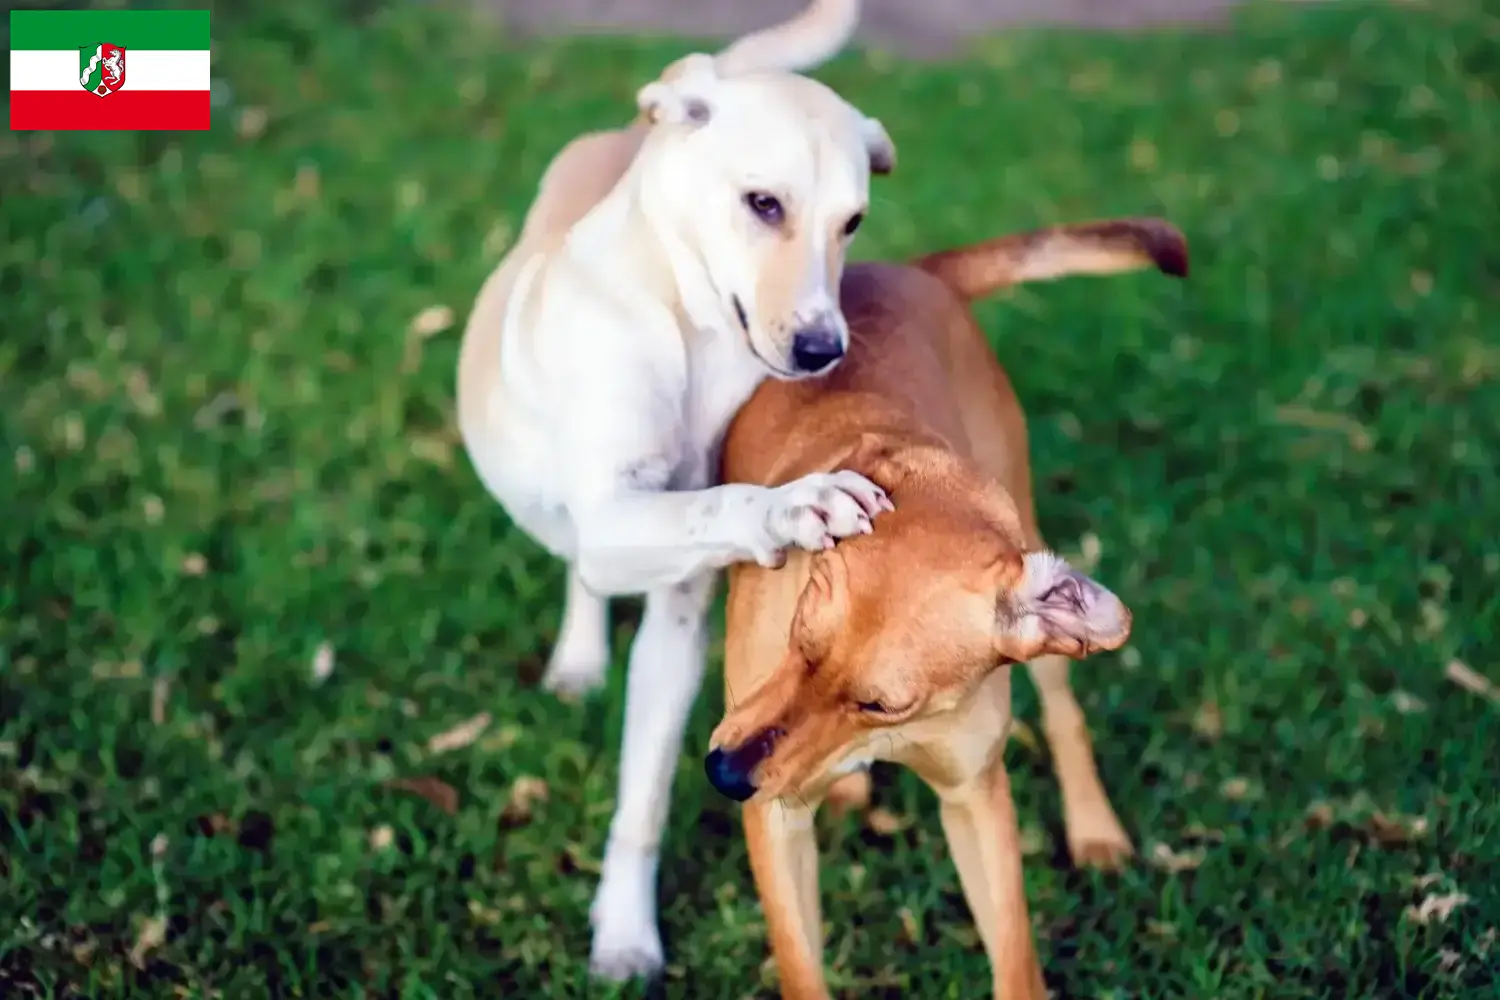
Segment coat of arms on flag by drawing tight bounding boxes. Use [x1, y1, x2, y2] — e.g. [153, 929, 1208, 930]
[79, 43, 128, 98]
[13, 10, 207, 130]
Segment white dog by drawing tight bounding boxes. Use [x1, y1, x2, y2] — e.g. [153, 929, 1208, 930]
[455, 0, 895, 980]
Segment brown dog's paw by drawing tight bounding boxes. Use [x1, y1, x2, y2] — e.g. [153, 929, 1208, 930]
[1067, 829, 1135, 871]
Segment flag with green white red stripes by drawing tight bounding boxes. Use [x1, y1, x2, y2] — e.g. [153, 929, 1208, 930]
[9, 10, 211, 131]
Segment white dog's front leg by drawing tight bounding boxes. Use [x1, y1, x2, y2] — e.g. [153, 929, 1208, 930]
[589, 573, 715, 981]
[542, 568, 611, 699]
[574, 471, 892, 596]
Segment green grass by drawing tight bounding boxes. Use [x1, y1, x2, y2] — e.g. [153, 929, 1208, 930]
[3, 0, 1499, 996]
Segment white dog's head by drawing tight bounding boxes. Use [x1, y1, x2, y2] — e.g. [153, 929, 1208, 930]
[635, 54, 895, 380]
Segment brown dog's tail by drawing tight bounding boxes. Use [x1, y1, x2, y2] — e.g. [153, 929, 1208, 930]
[914, 218, 1189, 302]
[713, 0, 860, 76]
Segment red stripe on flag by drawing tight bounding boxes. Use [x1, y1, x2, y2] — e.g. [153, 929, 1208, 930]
[9, 90, 210, 131]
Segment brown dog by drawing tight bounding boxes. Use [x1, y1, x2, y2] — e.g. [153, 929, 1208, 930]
[705, 219, 1188, 998]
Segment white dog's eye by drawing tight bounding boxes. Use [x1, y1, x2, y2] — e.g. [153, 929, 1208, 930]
[744, 191, 785, 226]
[842, 212, 864, 237]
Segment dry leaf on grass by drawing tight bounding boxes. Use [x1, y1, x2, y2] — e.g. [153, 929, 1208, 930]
[409, 432, 455, 469]
[1067, 532, 1102, 573]
[236, 106, 268, 138]
[1148, 841, 1206, 873]
[1304, 800, 1335, 830]
[1368, 811, 1429, 846]
[468, 899, 502, 925]
[1192, 700, 1224, 741]
[310, 642, 335, 685]
[427, 712, 491, 754]
[93, 659, 143, 680]
[408, 305, 456, 339]
[1405, 891, 1469, 926]
[1391, 690, 1428, 715]
[500, 776, 550, 825]
[1273, 404, 1374, 450]
[151, 676, 170, 725]
[71, 937, 97, 966]
[1220, 776, 1257, 801]
[1445, 660, 1499, 704]
[480, 725, 523, 753]
[1008, 719, 1040, 753]
[194, 813, 234, 837]
[128, 915, 167, 969]
[1303, 797, 1430, 847]
[898, 907, 920, 944]
[403, 305, 458, 372]
[1145, 919, 1178, 941]
[386, 776, 460, 816]
[1406, 871, 1445, 891]
[865, 808, 910, 836]
[369, 825, 394, 850]
[1437, 948, 1463, 973]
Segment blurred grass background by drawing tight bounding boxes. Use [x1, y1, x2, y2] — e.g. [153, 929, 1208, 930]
[2, 0, 1499, 996]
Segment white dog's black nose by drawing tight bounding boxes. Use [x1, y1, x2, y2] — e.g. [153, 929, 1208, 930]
[790, 327, 845, 374]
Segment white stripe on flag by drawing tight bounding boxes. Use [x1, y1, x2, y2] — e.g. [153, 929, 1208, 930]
[9, 49, 210, 92]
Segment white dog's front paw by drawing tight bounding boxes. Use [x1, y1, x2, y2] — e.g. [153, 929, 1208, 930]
[588, 852, 664, 981]
[762, 471, 893, 556]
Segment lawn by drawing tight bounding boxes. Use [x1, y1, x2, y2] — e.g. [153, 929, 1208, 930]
[3, 0, 1499, 996]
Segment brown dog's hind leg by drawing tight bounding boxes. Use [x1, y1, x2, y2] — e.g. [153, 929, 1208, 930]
[1025, 654, 1133, 870]
[822, 771, 872, 819]
[743, 800, 831, 1000]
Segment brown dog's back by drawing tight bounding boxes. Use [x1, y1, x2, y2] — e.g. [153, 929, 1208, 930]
[723, 219, 1188, 532]
[720, 220, 1188, 696]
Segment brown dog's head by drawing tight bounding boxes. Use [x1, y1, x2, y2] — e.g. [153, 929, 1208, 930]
[704, 458, 1129, 802]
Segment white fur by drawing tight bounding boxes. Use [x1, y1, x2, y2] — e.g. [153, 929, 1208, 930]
[455, 1, 891, 981]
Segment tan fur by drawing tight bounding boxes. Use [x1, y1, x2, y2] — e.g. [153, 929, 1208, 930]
[711, 220, 1188, 997]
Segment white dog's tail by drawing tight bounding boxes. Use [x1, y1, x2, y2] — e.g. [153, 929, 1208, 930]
[713, 0, 860, 76]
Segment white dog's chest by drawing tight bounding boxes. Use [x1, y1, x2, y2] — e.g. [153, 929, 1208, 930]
[675, 333, 766, 488]
[471, 321, 766, 560]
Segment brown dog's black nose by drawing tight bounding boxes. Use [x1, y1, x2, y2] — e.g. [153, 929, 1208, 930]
[704, 727, 783, 801]
[704, 747, 757, 801]
[790, 326, 844, 374]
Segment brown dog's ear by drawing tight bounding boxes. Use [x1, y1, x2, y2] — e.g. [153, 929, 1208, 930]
[997, 551, 1132, 660]
[861, 117, 896, 175]
[822, 431, 902, 497]
[637, 53, 717, 126]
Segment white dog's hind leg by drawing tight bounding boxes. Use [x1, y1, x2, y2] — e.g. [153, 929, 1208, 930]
[543, 567, 611, 699]
[589, 573, 714, 980]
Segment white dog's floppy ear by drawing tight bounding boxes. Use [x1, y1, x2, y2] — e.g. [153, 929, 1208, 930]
[637, 53, 719, 126]
[862, 117, 896, 175]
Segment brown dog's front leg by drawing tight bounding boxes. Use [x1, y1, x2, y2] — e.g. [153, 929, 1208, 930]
[937, 761, 1048, 1000]
[744, 799, 830, 1000]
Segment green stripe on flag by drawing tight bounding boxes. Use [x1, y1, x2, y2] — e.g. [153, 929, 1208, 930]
[9, 10, 210, 51]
